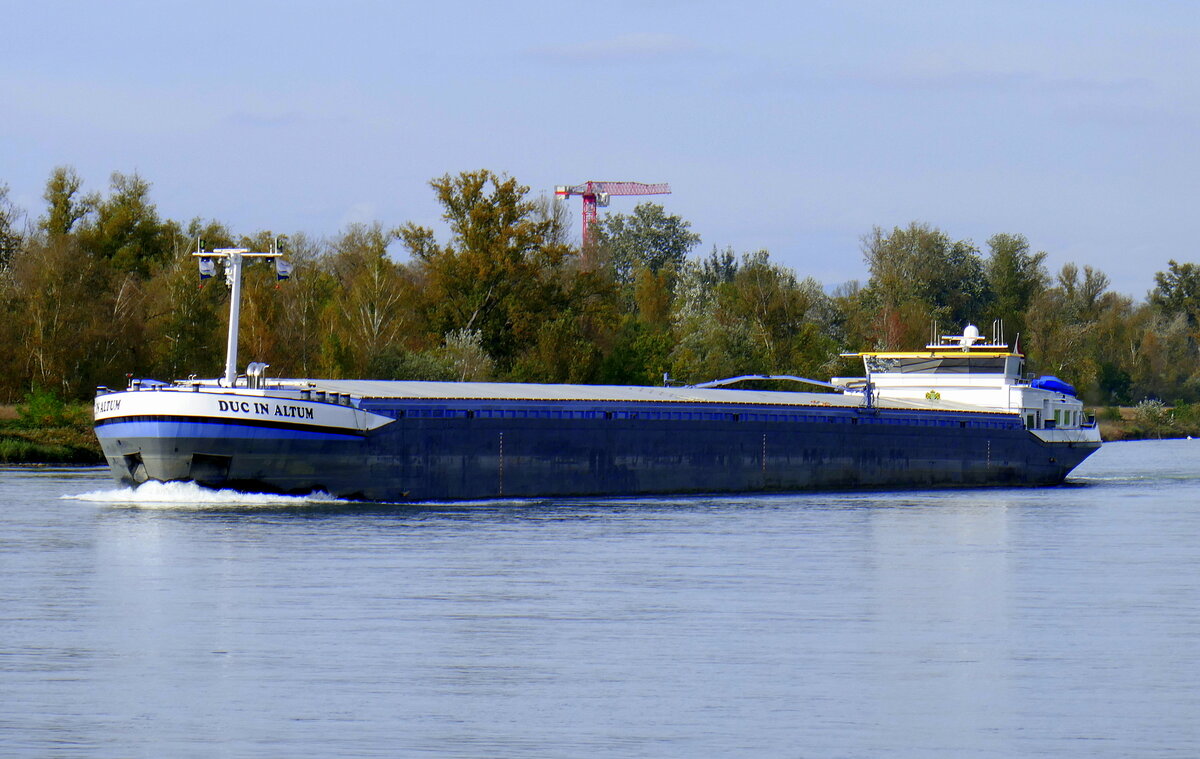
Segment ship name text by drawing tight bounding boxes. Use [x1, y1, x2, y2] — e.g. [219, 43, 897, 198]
[217, 399, 315, 420]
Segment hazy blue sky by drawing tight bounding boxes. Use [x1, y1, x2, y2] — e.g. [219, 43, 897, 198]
[3, 0, 1197, 296]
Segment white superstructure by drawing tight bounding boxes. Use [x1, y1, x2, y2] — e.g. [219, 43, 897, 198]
[832, 325, 1101, 445]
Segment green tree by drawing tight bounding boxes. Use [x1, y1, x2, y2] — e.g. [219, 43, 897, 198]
[826, 280, 871, 355]
[984, 232, 1047, 346]
[39, 166, 97, 238]
[670, 251, 837, 383]
[77, 171, 173, 276]
[574, 203, 702, 384]
[185, 217, 237, 251]
[1023, 263, 1115, 396]
[323, 223, 411, 377]
[10, 235, 142, 396]
[612, 266, 678, 384]
[698, 246, 738, 287]
[366, 347, 455, 381]
[1150, 259, 1200, 328]
[1122, 309, 1200, 404]
[0, 183, 22, 273]
[530, 193, 574, 249]
[862, 222, 989, 348]
[1057, 263, 1110, 320]
[265, 233, 336, 378]
[143, 244, 225, 380]
[1088, 293, 1146, 405]
[592, 202, 701, 288]
[438, 328, 495, 381]
[234, 230, 297, 374]
[1135, 398, 1170, 437]
[398, 170, 575, 372]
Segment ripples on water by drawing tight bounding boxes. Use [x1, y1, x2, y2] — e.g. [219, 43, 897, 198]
[3, 441, 1200, 757]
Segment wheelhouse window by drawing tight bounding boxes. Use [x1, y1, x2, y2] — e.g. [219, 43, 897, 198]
[864, 357, 1008, 375]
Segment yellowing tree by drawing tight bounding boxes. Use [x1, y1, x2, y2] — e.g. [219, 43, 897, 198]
[398, 170, 575, 372]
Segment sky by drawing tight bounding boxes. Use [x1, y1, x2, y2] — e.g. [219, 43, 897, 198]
[3, 0, 1198, 298]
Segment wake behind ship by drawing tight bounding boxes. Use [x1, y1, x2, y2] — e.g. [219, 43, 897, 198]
[93, 247, 1100, 501]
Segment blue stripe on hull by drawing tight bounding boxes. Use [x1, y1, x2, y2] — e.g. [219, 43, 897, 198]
[96, 418, 362, 441]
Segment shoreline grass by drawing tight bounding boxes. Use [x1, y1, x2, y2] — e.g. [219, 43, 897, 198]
[1092, 403, 1200, 442]
[0, 403, 104, 464]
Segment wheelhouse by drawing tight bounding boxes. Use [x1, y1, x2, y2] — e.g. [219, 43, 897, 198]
[834, 324, 1094, 434]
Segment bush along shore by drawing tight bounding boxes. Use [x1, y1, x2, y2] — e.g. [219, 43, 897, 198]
[1095, 400, 1200, 442]
[0, 391, 104, 464]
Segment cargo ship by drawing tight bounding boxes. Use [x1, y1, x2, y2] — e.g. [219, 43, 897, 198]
[92, 248, 1101, 501]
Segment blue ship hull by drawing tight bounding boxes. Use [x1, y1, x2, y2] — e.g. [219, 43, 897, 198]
[95, 398, 1098, 501]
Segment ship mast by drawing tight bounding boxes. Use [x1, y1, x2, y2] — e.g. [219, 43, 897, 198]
[193, 243, 288, 387]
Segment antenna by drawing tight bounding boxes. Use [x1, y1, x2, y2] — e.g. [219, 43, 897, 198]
[193, 245, 289, 387]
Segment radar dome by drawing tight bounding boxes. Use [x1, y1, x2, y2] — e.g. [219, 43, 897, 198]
[959, 324, 981, 347]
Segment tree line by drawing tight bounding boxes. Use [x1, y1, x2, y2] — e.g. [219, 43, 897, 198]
[0, 166, 1196, 407]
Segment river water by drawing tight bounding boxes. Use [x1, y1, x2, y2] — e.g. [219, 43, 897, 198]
[2, 439, 1198, 757]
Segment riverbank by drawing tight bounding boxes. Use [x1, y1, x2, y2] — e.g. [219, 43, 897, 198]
[1093, 405, 1199, 442]
[0, 404, 105, 464]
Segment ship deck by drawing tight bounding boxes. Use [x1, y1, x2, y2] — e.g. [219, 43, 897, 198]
[225, 378, 1012, 415]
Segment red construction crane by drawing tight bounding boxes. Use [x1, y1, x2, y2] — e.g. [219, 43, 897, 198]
[555, 181, 671, 247]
